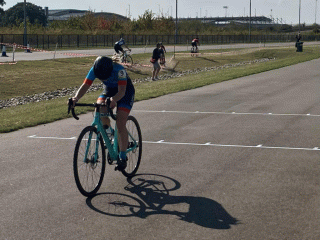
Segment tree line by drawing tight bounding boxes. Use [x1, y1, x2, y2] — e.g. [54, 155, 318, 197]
[0, 2, 317, 35]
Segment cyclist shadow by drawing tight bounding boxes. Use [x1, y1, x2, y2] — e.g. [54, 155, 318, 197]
[197, 56, 217, 63]
[86, 174, 239, 229]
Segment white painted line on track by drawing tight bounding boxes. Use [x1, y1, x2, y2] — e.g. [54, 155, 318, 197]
[28, 135, 320, 151]
[133, 110, 320, 117]
[28, 135, 77, 140]
[143, 140, 320, 151]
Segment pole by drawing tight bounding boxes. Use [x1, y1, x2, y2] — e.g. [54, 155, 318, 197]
[23, 0, 27, 47]
[299, 0, 301, 33]
[174, 0, 178, 58]
[316, 0, 318, 25]
[249, 0, 251, 42]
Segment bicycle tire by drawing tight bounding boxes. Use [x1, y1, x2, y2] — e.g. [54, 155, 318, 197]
[124, 55, 133, 66]
[74, 126, 106, 197]
[121, 116, 142, 177]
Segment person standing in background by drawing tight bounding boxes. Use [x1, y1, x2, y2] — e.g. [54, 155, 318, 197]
[151, 43, 161, 81]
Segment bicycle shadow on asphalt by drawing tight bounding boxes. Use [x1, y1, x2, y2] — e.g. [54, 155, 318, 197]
[86, 173, 239, 229]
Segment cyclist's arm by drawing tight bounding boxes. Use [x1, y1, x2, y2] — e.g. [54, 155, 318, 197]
[112, 85, 126, 102]
[73, 69, 95, 102]
[110, 84, 126, 109]
[110, 69, 127, 107]
[74, 83, 90, 99]
[123, 44, 131, 51]
[73, 83, 90, 103]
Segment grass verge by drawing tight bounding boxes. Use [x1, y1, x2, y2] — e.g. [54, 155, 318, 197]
[1, 45, 320, 133]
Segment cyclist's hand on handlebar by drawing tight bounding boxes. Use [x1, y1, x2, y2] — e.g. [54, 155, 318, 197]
[108, 98, 117, 109]
[70, 97, 78, 108]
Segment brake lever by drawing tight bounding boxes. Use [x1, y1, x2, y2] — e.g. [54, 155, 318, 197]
[68, 98, 79, 120]
[68, 98, 72, 114]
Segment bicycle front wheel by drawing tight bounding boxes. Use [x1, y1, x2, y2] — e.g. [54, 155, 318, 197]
[74, 126, 106, 197]
[124, 55, 133, 66]
[121, 116, 142, 177]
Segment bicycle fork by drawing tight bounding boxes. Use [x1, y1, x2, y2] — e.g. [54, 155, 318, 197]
[83, 131, 100, 164]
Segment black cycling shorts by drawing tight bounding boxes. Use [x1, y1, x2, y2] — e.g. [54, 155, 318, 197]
[99, 83, 135, 113]
[114, 44, 123, 54]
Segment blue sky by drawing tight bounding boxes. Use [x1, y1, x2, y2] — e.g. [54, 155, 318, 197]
[3, 0, 319, 25]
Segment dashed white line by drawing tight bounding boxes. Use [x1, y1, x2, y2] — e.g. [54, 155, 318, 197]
[133, 109, 320, 117]
[27, 135, 320, 151]
[28, 135, 77, 140]
[143, 140, 320, 151]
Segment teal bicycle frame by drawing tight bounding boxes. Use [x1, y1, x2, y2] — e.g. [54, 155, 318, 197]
[84, 107, 138, 164]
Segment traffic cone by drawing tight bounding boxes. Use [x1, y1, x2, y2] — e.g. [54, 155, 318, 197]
[1, 45, 8, 57]
[25, 43, 32, 53]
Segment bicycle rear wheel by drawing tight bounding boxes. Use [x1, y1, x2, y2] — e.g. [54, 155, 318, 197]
[74, 126, 106, 197]
[121, 116, 142, 177]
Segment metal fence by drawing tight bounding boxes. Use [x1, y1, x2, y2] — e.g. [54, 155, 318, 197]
[1, 34, 320, 49]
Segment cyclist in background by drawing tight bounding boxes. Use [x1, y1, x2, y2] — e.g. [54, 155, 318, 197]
[114, 38, 131, 55]
[70, 56, 135, 170]
[191, 37, 200, 51]
[159, 42, 166, 66]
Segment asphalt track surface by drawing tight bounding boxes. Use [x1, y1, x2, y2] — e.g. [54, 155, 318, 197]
[1, 44, 320, 239]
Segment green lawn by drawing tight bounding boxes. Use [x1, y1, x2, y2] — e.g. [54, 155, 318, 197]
[1, 45, 320, 133]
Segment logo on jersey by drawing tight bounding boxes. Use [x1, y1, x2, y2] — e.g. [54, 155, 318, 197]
[118, 70, 126, 79]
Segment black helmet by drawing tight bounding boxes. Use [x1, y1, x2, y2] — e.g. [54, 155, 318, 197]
[93, 56, 113, 80]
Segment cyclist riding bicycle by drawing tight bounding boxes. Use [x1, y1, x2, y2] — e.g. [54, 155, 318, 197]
[191, 37, 200, 51]
[70, 56, 135, 170]
[114, 38, 131, 55]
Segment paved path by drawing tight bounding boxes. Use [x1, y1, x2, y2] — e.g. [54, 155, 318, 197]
[1, 58, 319, 239]
[1, 41, 319, 62]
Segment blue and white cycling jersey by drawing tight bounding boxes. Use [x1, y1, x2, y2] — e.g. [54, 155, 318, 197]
[84, 63, 128, 88]
[83, 63, 135, 112]
[115, 39, 125, 46]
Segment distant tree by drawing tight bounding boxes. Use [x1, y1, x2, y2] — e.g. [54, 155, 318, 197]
[0, 0, 5, 14]
[153, 16, 175, 34]
[3, 2, 47, 27]
[136, 10, 155, 31]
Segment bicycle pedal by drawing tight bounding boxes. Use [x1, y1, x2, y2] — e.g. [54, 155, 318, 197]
[114, 165, 123, 171]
